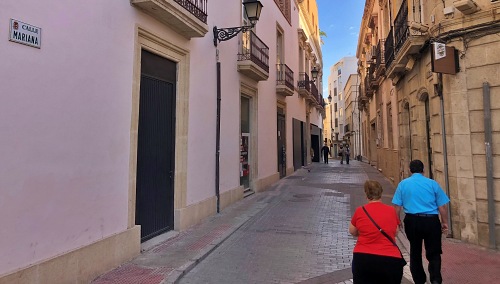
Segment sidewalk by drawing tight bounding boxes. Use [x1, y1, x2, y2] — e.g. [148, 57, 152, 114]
[92, 161, 500, 284]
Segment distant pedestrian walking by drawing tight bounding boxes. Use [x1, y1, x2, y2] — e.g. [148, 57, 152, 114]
[339, 145, 344, 164]
[321, 143, 330, 164]
[350, 180, 404, 284]
[345, 145, 351, 164]
[392, 160, 450, 284]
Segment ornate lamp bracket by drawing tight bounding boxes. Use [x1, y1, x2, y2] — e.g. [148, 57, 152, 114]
[213, 26, 253, 47]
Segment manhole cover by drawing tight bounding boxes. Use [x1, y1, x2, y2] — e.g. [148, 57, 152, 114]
[289, 198, 311, 202]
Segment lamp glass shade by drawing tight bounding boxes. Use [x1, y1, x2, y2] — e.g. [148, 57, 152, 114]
[243, 0, 263, 24]
[311, 66, 319, 81]
[328, 94, 332, 103]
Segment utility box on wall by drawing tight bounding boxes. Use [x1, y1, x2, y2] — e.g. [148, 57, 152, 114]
[431, 43, 460, 75]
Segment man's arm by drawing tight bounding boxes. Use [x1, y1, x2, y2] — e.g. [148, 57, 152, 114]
[438, 204, 449, 233]
[394, 205, 403, 228]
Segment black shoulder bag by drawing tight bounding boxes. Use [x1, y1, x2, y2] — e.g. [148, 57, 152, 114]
[362, 206, 407, 267]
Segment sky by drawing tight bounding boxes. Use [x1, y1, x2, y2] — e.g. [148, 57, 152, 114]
[316, 0, 365, 96]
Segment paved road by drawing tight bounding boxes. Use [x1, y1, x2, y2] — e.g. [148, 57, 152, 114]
[178, 161, 412, 284]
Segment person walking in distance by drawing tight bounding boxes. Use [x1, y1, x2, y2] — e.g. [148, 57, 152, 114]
[338, 145, 344, 164]
[350, 180, 404, 284]
[345, 145, 351, 164]
[392, 160, 450, 284]
[321, 143, 330, 164]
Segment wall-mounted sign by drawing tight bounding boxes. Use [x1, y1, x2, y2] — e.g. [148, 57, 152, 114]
[431, 43, 459, 75]
[9, 19, 41, 48]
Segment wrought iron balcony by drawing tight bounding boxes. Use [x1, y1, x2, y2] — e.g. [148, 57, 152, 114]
[237, 30, 269, 81]
[385, 28, 395, 68]
[394, 0, 409, 55]
[364, 75, 374, 98]
[131, 0, 208, 38]
[297, 72, 311, 97]
[368, 64, 378, 90]
[375, 39, 385, 76]
[310, 82, 320, 105]
[276, 63, 294, 96]
[385, 0, 428, 79]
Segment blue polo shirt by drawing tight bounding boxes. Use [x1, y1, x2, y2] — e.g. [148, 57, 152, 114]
[392, 173, 450, 214]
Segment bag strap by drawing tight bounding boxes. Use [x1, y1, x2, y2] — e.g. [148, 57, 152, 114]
[362, 206, 404, 258]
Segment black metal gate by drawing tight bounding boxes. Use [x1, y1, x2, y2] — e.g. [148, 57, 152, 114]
[277, 109, 286, 178]
[136, 50, 176, 242]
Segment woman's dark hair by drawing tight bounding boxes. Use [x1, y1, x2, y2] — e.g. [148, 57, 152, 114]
[409, 160, 424, 173]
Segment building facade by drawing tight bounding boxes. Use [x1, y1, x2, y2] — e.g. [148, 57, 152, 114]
[0, 0, 324, 282]
[326, 57, 357, 155]
[344, 74, 364, 160]
[357, 0, 500, 249]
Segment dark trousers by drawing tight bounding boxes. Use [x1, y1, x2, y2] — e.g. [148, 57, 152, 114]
[323, 153, 328, 163]
[352, 253, 403, 284]
[346, 154, 350, 164]
[404, 214, 443, 284]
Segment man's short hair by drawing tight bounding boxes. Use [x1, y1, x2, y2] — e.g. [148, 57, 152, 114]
[409, 160, 424, 173]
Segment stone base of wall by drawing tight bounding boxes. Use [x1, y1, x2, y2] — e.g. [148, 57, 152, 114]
[175, 186, 243, 231]
[0, 226, 141, 284]
[254, 172, 280, 193]
[377, 148, 400, 185]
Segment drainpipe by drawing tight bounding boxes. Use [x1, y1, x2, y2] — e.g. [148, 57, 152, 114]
[483, 82, 496, 249]
[215, 58, 221, 213]
[436, 73, 452, 237]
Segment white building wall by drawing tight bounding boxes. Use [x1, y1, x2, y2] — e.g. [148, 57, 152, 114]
[328, 56, 357, 141]
[0, 0, 324, 280]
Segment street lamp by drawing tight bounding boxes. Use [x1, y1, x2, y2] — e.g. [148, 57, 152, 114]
[212, 0, 264, 213]
[311, 66, 319, 82]
[213, 0, 264, 46]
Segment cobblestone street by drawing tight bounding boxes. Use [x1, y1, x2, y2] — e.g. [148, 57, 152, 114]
[178, 160, 411, 284]
[93, 160, 500, 284]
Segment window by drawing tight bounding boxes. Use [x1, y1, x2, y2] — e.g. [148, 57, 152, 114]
[334, 87, 337, 96]
[273, 0, 291, 24]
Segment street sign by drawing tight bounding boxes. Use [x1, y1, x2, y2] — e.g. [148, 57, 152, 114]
[431, 43, 459, 74]
[9, 19, 41, 48]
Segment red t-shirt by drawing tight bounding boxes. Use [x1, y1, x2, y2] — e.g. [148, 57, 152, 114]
[351, 202, 401, 258]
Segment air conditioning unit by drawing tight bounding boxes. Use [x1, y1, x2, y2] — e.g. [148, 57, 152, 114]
[453, 0, 480, 15]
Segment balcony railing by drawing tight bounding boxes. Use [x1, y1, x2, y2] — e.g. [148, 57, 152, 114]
[364, 75, 373, 98]
[310, 82, 319, 104]
[394, 0, 409, 54]
[174, 0, 207, 23]
[298, 72, 310, 92]
[375, 39, 385, 72]
[384, 28, 394, 68]
[276, 63, 294, 90]
[131, 0, 208, 38]
[238, 31, 269, 73]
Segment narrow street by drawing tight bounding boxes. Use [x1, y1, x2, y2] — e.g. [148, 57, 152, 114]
[177, 160, 412, 284]
[94, 159, 500, 284]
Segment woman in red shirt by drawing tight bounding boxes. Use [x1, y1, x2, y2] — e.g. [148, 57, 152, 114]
[349, 180, 404, 283]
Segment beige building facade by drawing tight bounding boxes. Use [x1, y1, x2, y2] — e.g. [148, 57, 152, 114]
[357, 0, 500, 249]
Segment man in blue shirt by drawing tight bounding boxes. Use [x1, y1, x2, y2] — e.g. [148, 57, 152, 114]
[392, 160, 450, 284]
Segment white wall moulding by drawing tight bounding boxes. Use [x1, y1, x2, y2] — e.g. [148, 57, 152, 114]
[453, 0, 481, 15]
[131, 0, 209, 38]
